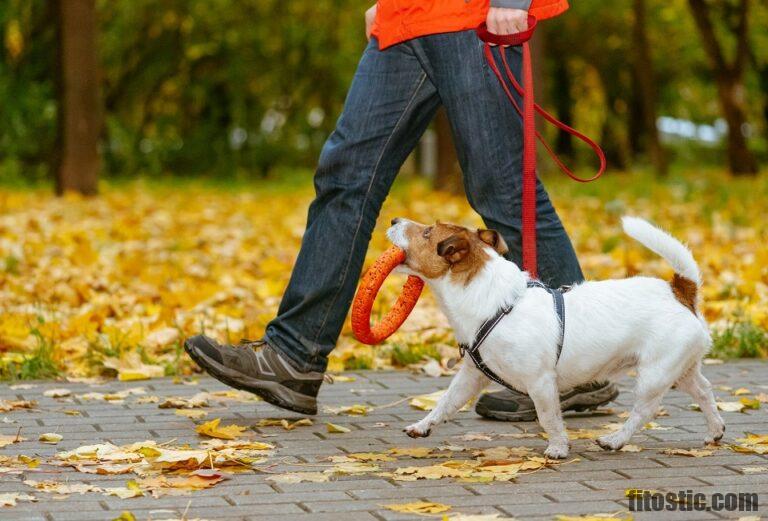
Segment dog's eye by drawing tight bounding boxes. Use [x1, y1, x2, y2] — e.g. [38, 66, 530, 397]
[422, 227, 432, 239]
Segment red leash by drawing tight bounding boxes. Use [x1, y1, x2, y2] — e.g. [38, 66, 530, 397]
[476, 17, 606, 278]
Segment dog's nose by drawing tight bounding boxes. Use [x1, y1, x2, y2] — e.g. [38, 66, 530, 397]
[391, 218, 401, 226]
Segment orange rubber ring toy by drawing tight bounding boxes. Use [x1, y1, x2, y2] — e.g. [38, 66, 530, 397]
[351, 246, 424, 345]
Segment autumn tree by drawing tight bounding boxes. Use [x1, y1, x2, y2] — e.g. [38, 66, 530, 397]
[632, 0, 667, 176]
[54, 0, 101, 194]
[688, 0, 758, 175]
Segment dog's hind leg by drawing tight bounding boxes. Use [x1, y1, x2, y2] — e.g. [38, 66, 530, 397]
[405, 364, 488, 438]
[597, 359, 680, 451]
[676, 364, 725, 444]
[528, 373, 570, 459]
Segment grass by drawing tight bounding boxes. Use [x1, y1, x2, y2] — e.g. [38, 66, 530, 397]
[711, 321, 768, 359]
[0, 326, 60, 380]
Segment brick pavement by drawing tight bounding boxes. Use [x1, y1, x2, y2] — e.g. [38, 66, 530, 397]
[1, 361, 767, 521]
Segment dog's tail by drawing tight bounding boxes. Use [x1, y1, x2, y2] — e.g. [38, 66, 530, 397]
[622, 216, 701, 311]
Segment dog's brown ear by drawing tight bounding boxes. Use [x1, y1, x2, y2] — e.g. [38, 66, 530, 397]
[478, 229, 508, 255]
[437, 235, 470, 264]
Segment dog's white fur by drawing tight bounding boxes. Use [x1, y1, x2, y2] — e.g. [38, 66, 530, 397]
[388, 217, 724, 458]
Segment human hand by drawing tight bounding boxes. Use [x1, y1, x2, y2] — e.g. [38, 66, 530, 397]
[365, 4, 377, 40]
[486, 7, 528, 36]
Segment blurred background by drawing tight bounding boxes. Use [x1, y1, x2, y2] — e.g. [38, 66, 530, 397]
[1, 0, 766, 190]
[0, 0, 765, 380]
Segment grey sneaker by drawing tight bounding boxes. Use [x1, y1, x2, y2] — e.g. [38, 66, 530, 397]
[184, 335, 322, 415]
[475, 381, 619, 421]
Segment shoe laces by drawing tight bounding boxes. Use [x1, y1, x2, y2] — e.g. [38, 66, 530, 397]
[238, 338, 266, 350]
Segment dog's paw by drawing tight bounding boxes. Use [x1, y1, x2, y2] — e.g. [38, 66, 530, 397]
[544, 443, 569, 459]
[404, 423, 431, 438]
[596, 433, 626, 451]
[705, 422, 725, 445]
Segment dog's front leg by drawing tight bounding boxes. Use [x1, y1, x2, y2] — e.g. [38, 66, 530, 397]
[527, 374, 570, 459]
[405, 363, 488, 438]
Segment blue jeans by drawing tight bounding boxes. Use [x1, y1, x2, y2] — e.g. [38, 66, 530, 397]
[265, 30, 583, 373]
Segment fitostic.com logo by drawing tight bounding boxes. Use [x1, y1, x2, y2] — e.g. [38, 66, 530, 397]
[627, 488, 759, 512]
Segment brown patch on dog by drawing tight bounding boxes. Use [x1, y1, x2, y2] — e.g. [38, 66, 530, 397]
[401, 221, 498, 285]
[671, 273, 697, 313]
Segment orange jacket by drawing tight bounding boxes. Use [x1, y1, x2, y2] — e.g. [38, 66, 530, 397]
[372, 0, 569, 50]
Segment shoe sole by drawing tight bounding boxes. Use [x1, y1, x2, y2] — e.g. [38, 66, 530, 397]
[184, 340, 317, 416]
[476, 384, 620, 422]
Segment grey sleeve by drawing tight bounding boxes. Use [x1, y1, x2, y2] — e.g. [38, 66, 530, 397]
[490, 0, 532, 9]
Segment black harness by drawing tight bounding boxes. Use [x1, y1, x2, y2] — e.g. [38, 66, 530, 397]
[458, 280, 567, 392]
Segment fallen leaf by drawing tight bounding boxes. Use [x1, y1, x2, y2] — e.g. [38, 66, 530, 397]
[741, 466, 768, 473]
[38, 433, 63, 444]
[43, 389, 71, 398]
[103, 354, 165, 381]
[388, 447, 434, 458]
[195, 418, 247, 440]
[0, 492, 37, 507]
[175, 409, 208, 419]
[0, 400, 37, 413]
[256, 418, 312, 430]
[104, 480, 144, 499]
[662, 448, 714, 457]
[0, 434, 25, 448]
[326, 422, 350, 433]
[740, 397, 760, 410]
[24, 480, 102, 495]
[266, 472, 329, 484]
[383, 501, 451, 515]
[717, 401, 746, 413]
[158, 394, 209, 409]
[619, 444, 642, 453]
[410, 390, 470, 412]
[323, 404, 371, 416]
[733, 388, 751, 396]
[112, 512, 136, 521]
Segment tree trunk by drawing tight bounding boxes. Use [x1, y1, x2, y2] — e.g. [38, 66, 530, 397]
[551, 56, 574, 157]
[632, 0, 667, 176]
[688, 0, 758, 175]
[433, 108, 464, 195]
[54, 0, 101, 195]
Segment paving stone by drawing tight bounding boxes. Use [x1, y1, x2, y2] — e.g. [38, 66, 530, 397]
[1, 363, 767, 520]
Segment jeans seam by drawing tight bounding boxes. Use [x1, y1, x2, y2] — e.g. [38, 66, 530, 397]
[310, 71, 429, 353]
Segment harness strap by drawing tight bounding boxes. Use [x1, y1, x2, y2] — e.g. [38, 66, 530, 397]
[459, 280, 566, 390]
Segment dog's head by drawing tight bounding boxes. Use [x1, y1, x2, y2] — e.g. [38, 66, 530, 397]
[386, 218, 508, 283]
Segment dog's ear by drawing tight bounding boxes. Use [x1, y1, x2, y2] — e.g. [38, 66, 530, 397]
[437, 234, 470, 264]
[478, 229, 508, 255]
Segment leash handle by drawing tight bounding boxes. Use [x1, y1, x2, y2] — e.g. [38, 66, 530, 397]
[475, 15, 537, 46]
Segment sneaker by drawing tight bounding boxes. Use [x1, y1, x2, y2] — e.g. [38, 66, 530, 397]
[184, 335, 322, 415]
[475, 381, 619, 421]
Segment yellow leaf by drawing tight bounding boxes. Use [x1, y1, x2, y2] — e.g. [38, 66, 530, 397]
[409, 390, 470, 411]
[619, 444, 642, 453]
[326, 422, 350, 433]
[716, 401, 746, 413]
[195, 418, 247, 440]
[175, 409, 207, 419]
[324, 404, 371, 416]
[112, 512, 136, 521]
[733, 388, 751, 396]
[662, 448, 714, 457]
[0, 434, 25, 448]
[383, 501, 451, 515]
[38, 433, 63, 444]
[256, 418, 312, 430]
[266, 472, 329, 484]
[0, 492, 36, 507]
[388, 447, 434, 458]
[739, 397, 760, 410]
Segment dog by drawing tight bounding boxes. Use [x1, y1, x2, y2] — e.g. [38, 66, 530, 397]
[387, 216, 725, 458]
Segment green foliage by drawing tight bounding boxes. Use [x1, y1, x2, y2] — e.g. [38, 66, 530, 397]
[389, 343, 441, 367]
[0, 0, 766, 181]
[0, 325, 59, 380]
[711, 321, 768, 359]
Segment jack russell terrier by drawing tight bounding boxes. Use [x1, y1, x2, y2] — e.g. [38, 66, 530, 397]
[387, 216, 724, 459]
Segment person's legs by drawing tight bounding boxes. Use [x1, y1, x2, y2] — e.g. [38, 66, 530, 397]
[265, 39, 440, 374]
[186, 37, 441, 414]
[415, 32, 582, 287]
